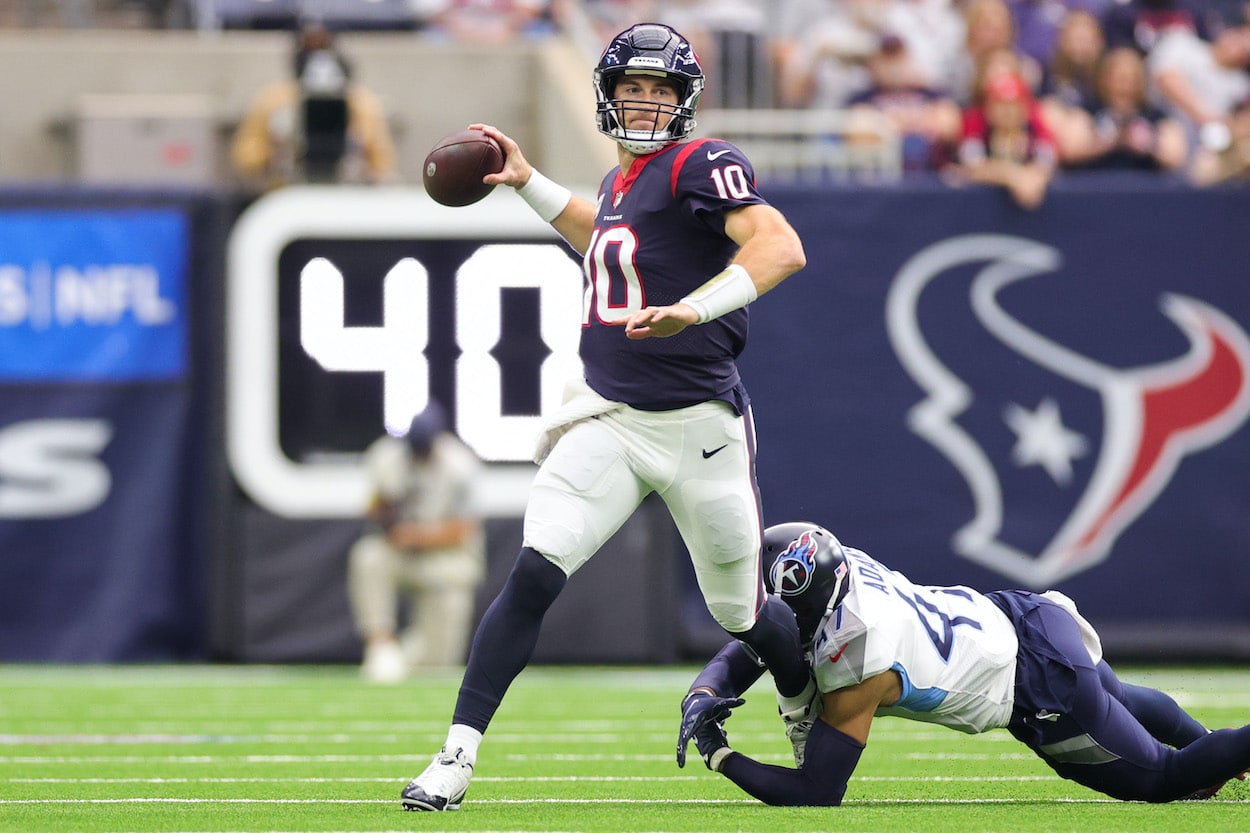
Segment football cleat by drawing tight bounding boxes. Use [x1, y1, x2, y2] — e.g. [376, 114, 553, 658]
[361, 641, 408, 685]
[400, 746, 473, 811]
[779, 687, 822, 768]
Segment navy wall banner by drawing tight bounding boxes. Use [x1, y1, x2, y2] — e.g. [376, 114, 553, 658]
[4, 179, 1244, 664]
[740, 176, 1250, 657]
[0, 191, 222, 662]
[219, 180, 1249, 663]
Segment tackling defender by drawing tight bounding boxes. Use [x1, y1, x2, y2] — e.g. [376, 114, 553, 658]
[678, 522, 1250, 804]
[401, 23, 815, 811]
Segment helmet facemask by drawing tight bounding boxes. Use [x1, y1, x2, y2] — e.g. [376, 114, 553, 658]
[594, 24, 704, 155]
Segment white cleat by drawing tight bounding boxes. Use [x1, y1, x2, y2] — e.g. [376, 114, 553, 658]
[779, 683, 822, 767]
[400, 746, 473, 811]
[361, 641, 408, 685]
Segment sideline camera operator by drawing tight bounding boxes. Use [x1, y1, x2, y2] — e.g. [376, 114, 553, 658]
[230, 22, 397, 190]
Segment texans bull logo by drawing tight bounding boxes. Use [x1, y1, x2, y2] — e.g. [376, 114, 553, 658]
[885, 234, 1250, 587]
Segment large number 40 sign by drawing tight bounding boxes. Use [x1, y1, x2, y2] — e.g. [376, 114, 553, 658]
[227, 188, 583, 518]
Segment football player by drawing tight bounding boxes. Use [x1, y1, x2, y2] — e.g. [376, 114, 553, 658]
[677, 522, 1250, 804]
[401, 23, 814, 811]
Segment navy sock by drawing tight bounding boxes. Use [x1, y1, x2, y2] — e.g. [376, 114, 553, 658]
[451, 547, 567, 732]
[731, 595, 810, 698]
[689, 640, 768, 697]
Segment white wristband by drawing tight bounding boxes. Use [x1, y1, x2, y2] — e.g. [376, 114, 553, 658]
[516, 169, 572, 223]
[707, 746, 734, 773]
[680, 264, 759, 324]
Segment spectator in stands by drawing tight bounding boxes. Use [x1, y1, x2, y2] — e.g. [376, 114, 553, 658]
[947, 70, 1059, 208]
[837, 0, 969, 103]
[1190, 91, 1250, 183]
[968, 43, 1042, 102]
[1064, 46, 1190, 170]
[411, 0, 554, 44]
[1040, 9, 1105, 108]
[774, 0, 898, 109]
[1148, 24, 1250, 150]
[845, 33, 964, 171]
[1038, 9, 1107, 160]
[347, 403, 486, 684]
[950, 0, 1044, 103]
[1101, 0, 1222, 54]
[230, 23, 398, 191]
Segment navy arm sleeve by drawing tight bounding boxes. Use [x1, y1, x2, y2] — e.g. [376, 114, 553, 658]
[689, 640, 768, 697]
[719, 718, 865, 806]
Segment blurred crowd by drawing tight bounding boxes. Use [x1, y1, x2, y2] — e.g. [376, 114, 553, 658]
[571, 0, 1250, 196]
[11, 0, 1249, 195]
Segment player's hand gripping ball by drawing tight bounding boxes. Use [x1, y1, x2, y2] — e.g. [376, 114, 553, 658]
[422, 128, 504, 207]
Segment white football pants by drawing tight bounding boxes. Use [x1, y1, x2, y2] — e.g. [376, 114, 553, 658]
[523, 398, 765, 632]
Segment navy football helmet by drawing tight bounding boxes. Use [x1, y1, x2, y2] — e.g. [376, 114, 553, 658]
[762, 522, 851, 644]
[593, 23, 704, 155]
[405, 401, 446, 456]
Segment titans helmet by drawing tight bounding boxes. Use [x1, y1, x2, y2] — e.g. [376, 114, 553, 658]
[593, 22, 704, 155]
[762, 522, 851, 643]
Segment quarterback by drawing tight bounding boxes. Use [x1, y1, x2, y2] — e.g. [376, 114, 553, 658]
[402, 23, 813, 811]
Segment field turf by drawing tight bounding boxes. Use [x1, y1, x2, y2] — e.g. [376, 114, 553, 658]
[1, 664, 1247, 833]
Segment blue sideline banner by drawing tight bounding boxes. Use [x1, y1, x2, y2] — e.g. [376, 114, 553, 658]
[0, 197, 205, 661]
[745, 178, 1250, 652]
[0, 209, 187, 381]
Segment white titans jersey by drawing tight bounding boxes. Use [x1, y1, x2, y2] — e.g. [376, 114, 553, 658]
[812, 548, 1019, 734]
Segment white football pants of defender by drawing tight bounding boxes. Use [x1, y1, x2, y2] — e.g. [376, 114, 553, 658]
[348, 534, 485, 667]
[524, 398, 765, 632]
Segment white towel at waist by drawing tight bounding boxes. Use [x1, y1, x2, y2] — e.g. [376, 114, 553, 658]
[533, 378, 624, 464]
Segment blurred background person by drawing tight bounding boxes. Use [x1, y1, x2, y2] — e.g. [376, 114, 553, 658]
[348, 403, 485, 684]
[774, 0, 898, 110]
[948, 69, 1059, 208]
[845, 33, 964, 171]
[1038, 9, 1107, 161]
[1039, 9, 1105, 109]
[1190, 91, 1250, 182]
[230, 22, 398, 191]
[950, 0, 1043, 103]
[1147, 24, 1250, 154]
[1063, 46, 1189, 171]
[1102, 0, 1223, 54]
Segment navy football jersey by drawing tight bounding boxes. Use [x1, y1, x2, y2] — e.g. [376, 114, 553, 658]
[579, 138, 768, 413]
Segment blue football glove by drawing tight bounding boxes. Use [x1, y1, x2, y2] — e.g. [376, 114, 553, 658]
[677, 691, 744, 769]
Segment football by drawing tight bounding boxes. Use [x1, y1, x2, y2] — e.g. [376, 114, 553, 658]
[422, 128, 505, 207]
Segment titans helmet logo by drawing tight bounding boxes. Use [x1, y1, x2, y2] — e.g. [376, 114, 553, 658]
[886, 234, 1250, 587]
[771, 531, 819, 596]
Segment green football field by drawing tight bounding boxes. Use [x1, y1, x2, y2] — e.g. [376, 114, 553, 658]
[2, 664, 1247, 833]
